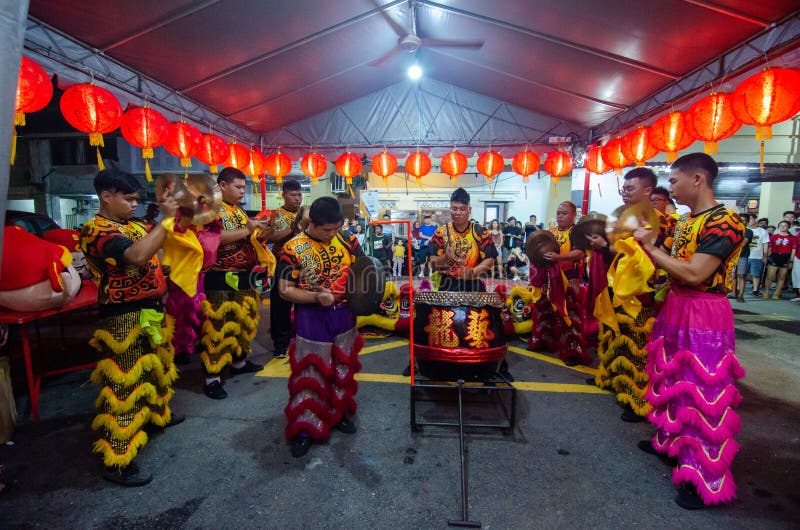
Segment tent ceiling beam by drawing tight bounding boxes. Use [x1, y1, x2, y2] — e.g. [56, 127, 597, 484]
[417, 0, 680, 80]
[594, 13, 800, 137]
[23, 17, 258, 143]
[680, 0, 771, 28]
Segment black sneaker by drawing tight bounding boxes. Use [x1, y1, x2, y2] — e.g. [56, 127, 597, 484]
[103, 462, 152, 487]
[174, 352, 191, 365]
[273, 349, 288, 359]
[203, 380, 228, 399]
[620, 406, 645, 423]
[402, 364, 412, 377]
[675, 484, 705, 510]
[752, 290, 761, 297]
[290, 436, 313, 458]
[586, 377, 598, 386]
[230, 360, 263, 375]
[145, 411, 185, 433]
[564, 357, 581, 367]
[637, 439, 677, 466]
[334, 416, 357, 434]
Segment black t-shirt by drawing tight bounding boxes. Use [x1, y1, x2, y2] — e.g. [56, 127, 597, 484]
[503, 225, 523, 249]
[371, 233, 391, 260]
[524, 223, 538, 241]
[740, 227, 753, 259]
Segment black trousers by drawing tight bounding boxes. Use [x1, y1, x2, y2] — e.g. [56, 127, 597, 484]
[270, 279, 294, 355]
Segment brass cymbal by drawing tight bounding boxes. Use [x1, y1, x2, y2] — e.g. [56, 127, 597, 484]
[155, 173, 222, 226]
[571, 213, 608, 251]
[607, 202, 660, 243]
[525, 230, 560, 268]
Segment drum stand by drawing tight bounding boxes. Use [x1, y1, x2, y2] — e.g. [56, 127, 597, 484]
[410, 373, 517, 528]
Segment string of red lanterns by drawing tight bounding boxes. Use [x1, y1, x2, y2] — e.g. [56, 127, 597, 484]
[12, 56, 800, 186]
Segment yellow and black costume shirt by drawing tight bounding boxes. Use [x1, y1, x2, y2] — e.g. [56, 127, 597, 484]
[269, 206, 297, 257]
[552, 225, 583, 279]
[277, 230, 364, 305]
[429, 222, 497, 277]
[214, 201, 257, 272]
[665, 204, 744, 293]
[81, 215, 166, 306]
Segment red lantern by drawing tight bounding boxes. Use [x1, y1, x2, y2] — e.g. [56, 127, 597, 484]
[60, 83, 122, 169]
[224, 142, 251, 172]
[406, 151, 431, 183]
[584, 144, 610, 175]
[649, 112, 694, 163]
[621, 126, 659, 167]
[246, 147, 266, 180]
[372, 151, 398, 184]
[733, 67, 800, 172]
[164, 122, 201, 168]
[687, 92, 741, 155]
[511, 150, 540, 183]
[335, 152, 362, 185]
[733, 67, 800, 139]
[13, 56, 52, 165]
[15, 57, 52, 126]
[265, 152, 292, 184]
[300, 152, 327, 185]
[196, 133, 228, 174]
[476, 151, 504, 183]
[600, 137, 631, 175]
[440, 151, 468, 182]
[544, 151, 573, 183]
[120, 106, 169, 182]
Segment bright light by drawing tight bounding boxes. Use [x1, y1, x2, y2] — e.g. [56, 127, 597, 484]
[407, 64, 422, 80]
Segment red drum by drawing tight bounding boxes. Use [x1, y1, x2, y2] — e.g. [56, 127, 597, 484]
[413, 291, 507, 381]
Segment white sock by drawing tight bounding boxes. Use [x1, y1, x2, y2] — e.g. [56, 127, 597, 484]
[205, 376, 221, 385]
[232, 360, 246, 369]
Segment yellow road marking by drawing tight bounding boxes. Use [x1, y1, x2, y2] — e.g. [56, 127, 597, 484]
[507, 345, 598, 376]
[257, 361, 607, 394]
[361, 340, 408, 356]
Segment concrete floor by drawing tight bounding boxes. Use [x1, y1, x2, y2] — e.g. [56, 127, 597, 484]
[0, 288, 798, 529]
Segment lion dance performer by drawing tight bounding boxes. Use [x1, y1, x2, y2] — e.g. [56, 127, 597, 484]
[278, 197, 365, 458]
[200, 167, 274, 399]
[634, 153, 744, 509]
[592, 168, 676, 421]
[81, 168, 180, 487]
[528, 201, 589, 366]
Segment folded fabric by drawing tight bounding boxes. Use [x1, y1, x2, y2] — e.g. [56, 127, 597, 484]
[609, 237, 655, 319]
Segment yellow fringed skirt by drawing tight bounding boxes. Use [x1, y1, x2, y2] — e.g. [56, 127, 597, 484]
[88, 310, 176, 468]
[200, 289, 259, 375]
[594, 305, 654, 417]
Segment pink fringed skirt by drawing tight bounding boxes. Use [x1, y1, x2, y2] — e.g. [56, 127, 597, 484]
[644, 285, 745, 505]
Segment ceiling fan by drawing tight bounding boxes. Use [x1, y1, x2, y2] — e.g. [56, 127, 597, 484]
[368, 0, 484, 67]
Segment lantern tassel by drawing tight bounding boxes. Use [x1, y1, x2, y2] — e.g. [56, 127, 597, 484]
[615, 168, 623, 176]
[145, 158, 153, 182]
[755, 125, 772, 141]
[89, 133, 104, 148]
[10, 128, 17, 166]
[210, 164, 218, 174]
[14, 112, 25, 127]
[667, 151, 678, 164]
[184, 171, 188, 180]
[260, 178, 267, 212]
[703, 141, 718, 155]
[96, 147, 105, 171]
[525, 183, 528, 200]
[311, 177, 318, 186]
[348, 184, 354, 198]
[760, 140, 765, 174]
[180, 157, 192, 168]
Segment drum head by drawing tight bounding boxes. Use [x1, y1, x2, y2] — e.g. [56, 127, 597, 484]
[347, 256, 386, 316]
[525, 230, 560, 268]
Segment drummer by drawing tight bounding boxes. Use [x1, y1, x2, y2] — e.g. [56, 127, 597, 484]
[590, 167, 676, 423]
[429, 188, 497, 292]
[427, 188, 513, 380]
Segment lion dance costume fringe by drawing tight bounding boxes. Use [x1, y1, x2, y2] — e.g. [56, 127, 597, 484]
[594, 301, 655, 416]
[285, 304, 364, 442]
[644, 286, 744, 505]
[89, 312, 176, 468]
[200, 289, 259, 375]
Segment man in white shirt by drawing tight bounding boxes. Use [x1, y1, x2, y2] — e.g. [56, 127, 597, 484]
[747, 213, 770, 296]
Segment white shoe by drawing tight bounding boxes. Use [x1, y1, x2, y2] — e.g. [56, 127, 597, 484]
[418, 273, 424, 277]
[513, 275, 520, 281]
[791, 297, 800, 302]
